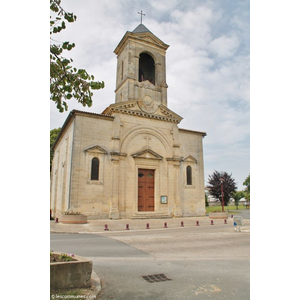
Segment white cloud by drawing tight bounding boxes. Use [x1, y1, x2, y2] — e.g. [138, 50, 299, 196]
[149, 0, 180, 12]
[209, 34, 240, 58]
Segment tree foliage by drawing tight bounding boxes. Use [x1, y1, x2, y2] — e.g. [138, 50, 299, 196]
[50, 127, 61, 172]
[50, 0, 104, 112]
[231, 191, 245, 209]
[207, 170, 237, 206]
[243, 174, 250, 201]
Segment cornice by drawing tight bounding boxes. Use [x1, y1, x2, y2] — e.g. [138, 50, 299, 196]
[102, 102, 182, 124]
[114, 31, 169, 56]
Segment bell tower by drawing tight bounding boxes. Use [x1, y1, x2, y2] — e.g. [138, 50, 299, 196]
[114, 23, 169, 113]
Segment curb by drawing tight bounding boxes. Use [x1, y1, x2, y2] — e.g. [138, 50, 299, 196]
[91, 270, 102, 297]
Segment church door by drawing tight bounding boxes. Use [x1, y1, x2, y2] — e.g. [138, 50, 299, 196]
[138, 169, 155, 211]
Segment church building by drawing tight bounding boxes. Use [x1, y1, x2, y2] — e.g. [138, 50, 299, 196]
[51, 23, 206, 219]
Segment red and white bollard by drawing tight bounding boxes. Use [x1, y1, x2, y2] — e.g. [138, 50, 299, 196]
[196, 221, 200, 226]
[146, 223, 150, 229]
[126, 224, 130, 230]
[181, 221, 184, 227]
[104, 224, 109, 231]
[164, 222, 168, 228]
[211, 220, 214, 225]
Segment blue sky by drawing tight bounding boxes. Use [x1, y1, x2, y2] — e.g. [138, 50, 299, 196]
[50, 0, 250, 190]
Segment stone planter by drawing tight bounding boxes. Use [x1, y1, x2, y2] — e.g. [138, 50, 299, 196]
[60, 214, 87, 224]
[50, 252, 92, 289]
[209, 212, 228, 219]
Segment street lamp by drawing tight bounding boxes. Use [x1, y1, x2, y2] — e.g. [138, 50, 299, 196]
[220, 177, 225, 212]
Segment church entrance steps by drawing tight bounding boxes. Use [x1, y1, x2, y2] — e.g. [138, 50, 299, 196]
[131, 212, 172, 219]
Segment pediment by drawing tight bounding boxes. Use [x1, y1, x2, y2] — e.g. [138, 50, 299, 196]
[157, 105, 183, 121]
[131, 149, 163, 160]
[84, 145, 108, 154]
[133, 32, 169, 49]
[114, 31, 169, 55]
[102, 101, 183, 124]
[182, 155, 197, 163]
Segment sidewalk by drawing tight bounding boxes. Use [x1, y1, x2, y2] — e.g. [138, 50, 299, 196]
[50, 215, 250, 234]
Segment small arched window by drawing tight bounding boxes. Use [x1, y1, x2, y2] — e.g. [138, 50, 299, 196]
[91, 157, 99, 180]
[139, 53, 155, 85]
[186, 166, 192, 185]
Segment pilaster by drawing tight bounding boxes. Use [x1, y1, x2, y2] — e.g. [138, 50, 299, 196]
[109, 156, 120, 219]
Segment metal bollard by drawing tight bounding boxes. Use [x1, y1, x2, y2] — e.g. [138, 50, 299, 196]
[126, 224, 130, 230]
[224, 219, 227, 224]
[104, 224, 109, 231]
[146, 223, 150, 229]
[55, 218, 58, 223]
[181, 221, 184, 227]
[196, 220, 200, 226]
[231, 215, 233, 218]
[211, 220, 214, 225]
[164, 222, 168, 228]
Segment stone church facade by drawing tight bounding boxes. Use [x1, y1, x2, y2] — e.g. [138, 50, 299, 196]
[51, 24, 206, 219]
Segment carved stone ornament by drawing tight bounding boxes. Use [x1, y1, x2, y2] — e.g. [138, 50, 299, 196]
[136, 80, 157, 91]
[138, 95, 159, 113]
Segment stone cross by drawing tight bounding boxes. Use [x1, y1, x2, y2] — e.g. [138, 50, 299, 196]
[144, 135, 151, 147]
[138, 10, 145, 23]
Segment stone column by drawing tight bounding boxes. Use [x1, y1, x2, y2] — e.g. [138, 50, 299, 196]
[173, 161, 182, 217]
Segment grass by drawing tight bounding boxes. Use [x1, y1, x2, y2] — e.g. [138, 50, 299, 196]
[206, 205, 248, 213]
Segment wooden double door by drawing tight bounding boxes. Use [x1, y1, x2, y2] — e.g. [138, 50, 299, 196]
[138, 169, 155, 211]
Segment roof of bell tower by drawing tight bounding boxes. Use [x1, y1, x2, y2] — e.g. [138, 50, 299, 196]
[132, 23, 151, 33]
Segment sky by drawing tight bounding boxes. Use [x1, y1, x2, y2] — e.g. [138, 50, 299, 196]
[50, 0, 250, 190]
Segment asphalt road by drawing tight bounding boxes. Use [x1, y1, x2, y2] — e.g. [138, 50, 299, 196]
[51, 222, 250, 300]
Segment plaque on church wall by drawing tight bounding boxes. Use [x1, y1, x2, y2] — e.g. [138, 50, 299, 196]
[160, 196, 168, 204]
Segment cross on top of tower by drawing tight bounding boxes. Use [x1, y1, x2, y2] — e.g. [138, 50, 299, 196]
[138, 10, 145, 23]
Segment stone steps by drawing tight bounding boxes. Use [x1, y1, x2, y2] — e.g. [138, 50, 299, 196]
[131, 212, 172, 219]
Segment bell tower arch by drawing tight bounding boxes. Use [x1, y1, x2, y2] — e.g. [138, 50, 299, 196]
[114, 23, 169, 109]
[139, 52, 155, 84]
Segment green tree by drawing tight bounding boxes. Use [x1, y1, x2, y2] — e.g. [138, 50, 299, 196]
[50, 0, 104, 112]
[243, 174, 250, 202]
[205, 193, 209, 207]
[207, 170, 237, 207]
[232, 191, 245, 210]
[50, 127, 61, 172]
